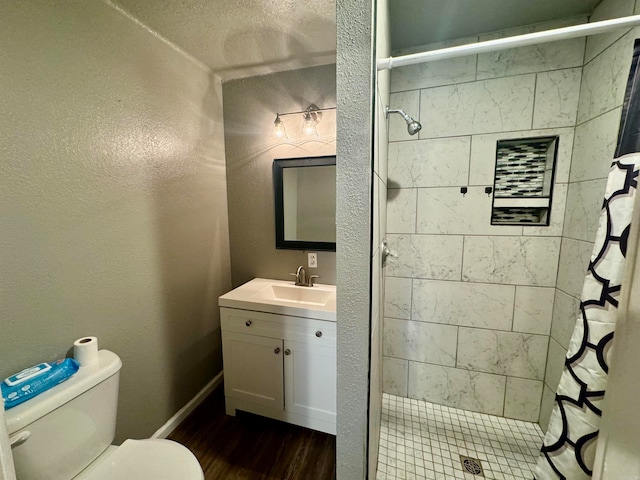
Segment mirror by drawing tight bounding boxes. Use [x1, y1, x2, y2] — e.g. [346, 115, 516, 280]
[273, 155, 336, 251]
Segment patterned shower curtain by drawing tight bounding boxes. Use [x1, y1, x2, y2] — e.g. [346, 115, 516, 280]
[535, 39, 640, 479]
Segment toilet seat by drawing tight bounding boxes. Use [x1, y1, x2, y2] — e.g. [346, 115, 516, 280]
[77, 439, 204, 480]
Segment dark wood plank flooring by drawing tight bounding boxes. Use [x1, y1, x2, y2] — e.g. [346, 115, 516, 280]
[168, 386, 336, 480]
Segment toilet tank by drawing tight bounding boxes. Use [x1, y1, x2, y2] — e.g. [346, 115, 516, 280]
[4, 350, 122, 480]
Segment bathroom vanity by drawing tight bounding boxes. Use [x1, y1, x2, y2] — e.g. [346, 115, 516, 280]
[219, 278, 336, 435]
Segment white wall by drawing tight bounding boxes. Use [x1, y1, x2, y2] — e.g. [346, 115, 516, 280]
[0, 1, 231, 442]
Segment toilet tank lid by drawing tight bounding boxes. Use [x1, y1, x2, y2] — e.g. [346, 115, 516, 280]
[5, 350, 122, 434]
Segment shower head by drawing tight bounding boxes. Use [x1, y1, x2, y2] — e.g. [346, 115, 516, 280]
[385, 107, 422, 135]
[406, 119, 422, 135]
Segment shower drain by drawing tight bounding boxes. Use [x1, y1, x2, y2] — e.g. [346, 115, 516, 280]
[460, 455, 484, 476]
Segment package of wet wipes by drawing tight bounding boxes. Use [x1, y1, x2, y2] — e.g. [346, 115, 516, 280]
[1, 358, 80, 409]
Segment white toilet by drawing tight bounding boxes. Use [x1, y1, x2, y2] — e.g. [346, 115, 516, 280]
[4, 350, 204, 480]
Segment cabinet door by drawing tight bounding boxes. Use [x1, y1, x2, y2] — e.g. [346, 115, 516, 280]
[223, 331, 284, 410]
[284, 340, 336, 422]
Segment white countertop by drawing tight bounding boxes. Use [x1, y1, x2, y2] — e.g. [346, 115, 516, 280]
[218, 278, 336, 321]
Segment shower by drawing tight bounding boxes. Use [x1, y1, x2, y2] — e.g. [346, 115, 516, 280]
[371, 7, 640, 479]
[385, 106, 422, 135]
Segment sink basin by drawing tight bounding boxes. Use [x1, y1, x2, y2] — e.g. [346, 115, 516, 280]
[252, 284, 334, 306]
[218, 278, 336, 321]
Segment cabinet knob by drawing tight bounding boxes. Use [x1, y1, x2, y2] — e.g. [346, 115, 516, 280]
[274, 347, 281, 354]
[245, 320, 252, 327]
[315, 331, 323, 338]
[284, 349, 291, 356]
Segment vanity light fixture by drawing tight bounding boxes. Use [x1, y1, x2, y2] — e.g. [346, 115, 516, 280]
[273, 114, 287, 138]
[302, 104, 321, 136]
[272, 104, 336, 138]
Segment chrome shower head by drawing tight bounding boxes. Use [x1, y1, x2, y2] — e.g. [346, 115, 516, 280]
[406, 119, 422, 135]
[385, 107, 422, 135]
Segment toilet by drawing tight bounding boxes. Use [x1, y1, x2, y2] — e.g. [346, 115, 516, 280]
[4, 350, 204, 480]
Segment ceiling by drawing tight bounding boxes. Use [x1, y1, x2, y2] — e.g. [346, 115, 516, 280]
[112, 0, 603, 80]
[389, 0, 602, 52]
[113, 0, 336, 81]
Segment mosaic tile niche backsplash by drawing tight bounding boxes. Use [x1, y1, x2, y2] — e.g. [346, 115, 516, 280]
[495, 138, 554, 196]
[492, 136, 558, 226]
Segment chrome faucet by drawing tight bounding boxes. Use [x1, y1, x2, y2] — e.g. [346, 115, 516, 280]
[290, 266, 319, 287]
[292, 265, 307, 286]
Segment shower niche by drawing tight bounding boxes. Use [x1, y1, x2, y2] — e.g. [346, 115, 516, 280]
[491, 135, 559, 226]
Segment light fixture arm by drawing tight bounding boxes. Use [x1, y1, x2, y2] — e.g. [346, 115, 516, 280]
[275, 105, 336, 118]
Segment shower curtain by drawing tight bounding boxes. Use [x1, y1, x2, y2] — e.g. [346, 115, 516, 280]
[535, 39, 640, 480]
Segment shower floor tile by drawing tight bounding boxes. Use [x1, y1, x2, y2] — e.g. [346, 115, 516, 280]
[376, 393, 544, 480]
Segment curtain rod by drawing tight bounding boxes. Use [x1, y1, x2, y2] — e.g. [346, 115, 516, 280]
[378, 14, 640, 71]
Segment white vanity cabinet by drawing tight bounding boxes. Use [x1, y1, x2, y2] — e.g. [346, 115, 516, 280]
[220, 307, 337, 435]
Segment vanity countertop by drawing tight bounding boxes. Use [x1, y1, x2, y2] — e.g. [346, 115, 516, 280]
[219, 278, 336, 321]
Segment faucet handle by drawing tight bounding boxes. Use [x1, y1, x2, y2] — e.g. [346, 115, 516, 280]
[307, 275, 319, 287]
[289, 272, 299, 285]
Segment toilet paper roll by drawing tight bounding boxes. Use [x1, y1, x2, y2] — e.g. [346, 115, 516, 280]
[73, 337, 99, 367]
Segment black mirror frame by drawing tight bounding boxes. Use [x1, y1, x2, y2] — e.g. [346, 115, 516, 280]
[273, 155, 336, 252]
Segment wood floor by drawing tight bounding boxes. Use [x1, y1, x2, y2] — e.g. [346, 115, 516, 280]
[168, 386, 337, 480]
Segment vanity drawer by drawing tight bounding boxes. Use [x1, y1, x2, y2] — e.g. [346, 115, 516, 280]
[221, 307, 336, 344]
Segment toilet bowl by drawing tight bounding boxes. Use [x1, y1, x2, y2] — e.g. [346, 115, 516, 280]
[4, 350, 204, 480]
[75, 439, 203, 480]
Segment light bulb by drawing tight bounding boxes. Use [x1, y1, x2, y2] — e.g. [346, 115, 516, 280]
[302, 112, 318, 136]
[273, 114, 286, 138]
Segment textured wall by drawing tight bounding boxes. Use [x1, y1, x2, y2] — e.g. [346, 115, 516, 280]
[0, 1, 231, 442]
[539, 0, 640, 431]
[222, 65, 336, 288]
[336, 0, 374, 478]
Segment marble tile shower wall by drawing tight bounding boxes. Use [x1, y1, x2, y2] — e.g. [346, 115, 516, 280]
[382, 17, 587, 423]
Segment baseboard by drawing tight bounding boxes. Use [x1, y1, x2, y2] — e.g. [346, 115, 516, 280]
[152, 371, 224, 439]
